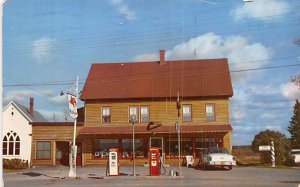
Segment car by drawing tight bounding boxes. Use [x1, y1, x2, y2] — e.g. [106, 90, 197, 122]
[289, 149, 300, 165]
[201, 147, 236, 170]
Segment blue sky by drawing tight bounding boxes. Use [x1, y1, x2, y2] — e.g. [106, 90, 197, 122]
[3, 0, 300, 145]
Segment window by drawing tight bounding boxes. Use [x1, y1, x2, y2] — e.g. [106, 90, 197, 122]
[93, 139, 118, 159]
[205, 104, 215, 121]
[121, 139, 146, 158]
[195, 138, 218, 157]
[129, 106, 138, 122]
[102, 106, 111, 123]
[166, 138, 192, 157]
[140, 106, 149, 123]
[2, 131, 20, 156]
[36, 141, 51, 159]
[182, 104, 192, 122]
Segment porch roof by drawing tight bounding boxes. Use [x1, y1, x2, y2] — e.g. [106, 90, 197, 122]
[79, 124, 232, 135]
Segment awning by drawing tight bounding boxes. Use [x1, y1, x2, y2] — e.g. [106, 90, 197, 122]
[79, 124, 232, 135]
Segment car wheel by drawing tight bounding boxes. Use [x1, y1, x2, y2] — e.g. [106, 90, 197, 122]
[228, 166, 232, 170]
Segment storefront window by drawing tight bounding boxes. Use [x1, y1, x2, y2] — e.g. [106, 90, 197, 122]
[36, 141, 51, 159]
[121, 139, 145, 158]
[195, 138, 218, 157]
[166, 138, 192, 157]
[93, 139, 118, 159]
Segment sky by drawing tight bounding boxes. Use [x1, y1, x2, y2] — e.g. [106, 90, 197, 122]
[3, 0, 300, 145]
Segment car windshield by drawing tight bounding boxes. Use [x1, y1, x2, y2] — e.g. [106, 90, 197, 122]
[206, 147, 229, 154]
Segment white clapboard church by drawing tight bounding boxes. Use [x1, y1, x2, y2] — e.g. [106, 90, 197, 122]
[2, 98, 47, 165]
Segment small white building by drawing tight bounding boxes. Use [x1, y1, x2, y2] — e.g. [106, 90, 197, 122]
[2, 98, 47, 165]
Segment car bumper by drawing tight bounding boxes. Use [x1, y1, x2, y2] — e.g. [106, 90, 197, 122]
[207, 161, 237, 166]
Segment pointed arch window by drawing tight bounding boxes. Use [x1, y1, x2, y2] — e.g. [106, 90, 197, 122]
[2, 131, 20, 156]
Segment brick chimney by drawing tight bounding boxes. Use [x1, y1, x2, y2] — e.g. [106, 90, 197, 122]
[29, 97, 34, 116]
[159, 49, 165, 65]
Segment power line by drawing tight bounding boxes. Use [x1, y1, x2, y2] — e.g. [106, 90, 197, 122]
[4, 62, 300, 88]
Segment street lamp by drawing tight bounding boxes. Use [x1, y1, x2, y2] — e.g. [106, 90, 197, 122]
[129, 115, 137, 176]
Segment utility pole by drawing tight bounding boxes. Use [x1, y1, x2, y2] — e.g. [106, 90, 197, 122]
[0, 1, 6, 187]
[176, 92, 181, 176]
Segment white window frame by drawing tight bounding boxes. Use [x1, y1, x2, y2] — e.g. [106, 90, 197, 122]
[102, 106, 111, 123]
[2, 131, 20, 156]
[129, 106, 139, 123]
[140, 105, 149, 123]
[182, 104, 192, 122]
[205, 104, 215, 121]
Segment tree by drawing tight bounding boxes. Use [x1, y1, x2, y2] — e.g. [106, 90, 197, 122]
[252, 130, 290, 165]
[288, 100, 300, 149]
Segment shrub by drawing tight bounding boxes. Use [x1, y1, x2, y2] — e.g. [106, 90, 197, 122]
[3, 159, 29, 170]
[252, 130, 290, 165]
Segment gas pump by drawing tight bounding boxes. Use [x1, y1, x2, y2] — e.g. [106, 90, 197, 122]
[107, 148, 119, 176]
[149, 147, 160, 176]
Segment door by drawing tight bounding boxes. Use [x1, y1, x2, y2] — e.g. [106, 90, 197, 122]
[76, 142, 82, 166]
[150, 137, 163, 160]
[56, 141, 69, 166]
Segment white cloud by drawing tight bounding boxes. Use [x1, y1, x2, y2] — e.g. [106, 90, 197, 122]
[280, 82, 300, 101]
[134, 53, 159, 62]
[231, 0, 289, 22]
[108, 0, 136, 20]
[3, 90, 37, 105]
[48, 94, 67, 106]
[32, 37, 55, 63]
[37, 109, 67, 122]
[232, 111, 245, 121]
[3, 89, 67, 107]
[260, 112, 285, 120]
[134, 33, 272, 80]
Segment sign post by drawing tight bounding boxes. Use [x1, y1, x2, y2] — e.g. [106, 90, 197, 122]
[258, 141, 275, 168]
[66, 76, 79, 178]
[270, 139, 275, 167]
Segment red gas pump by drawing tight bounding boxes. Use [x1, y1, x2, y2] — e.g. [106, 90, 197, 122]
[149, 147, 160, 176]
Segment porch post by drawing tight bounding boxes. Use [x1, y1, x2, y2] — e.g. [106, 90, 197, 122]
[53, 141, 56, 166]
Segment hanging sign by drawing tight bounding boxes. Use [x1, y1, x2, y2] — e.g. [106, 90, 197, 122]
[68, 94, 78, 119]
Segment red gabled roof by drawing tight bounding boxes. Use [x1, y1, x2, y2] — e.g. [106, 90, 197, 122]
[80, 58, 233, 100]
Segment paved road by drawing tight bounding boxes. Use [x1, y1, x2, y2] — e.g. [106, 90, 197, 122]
[3, 165, 300, 187]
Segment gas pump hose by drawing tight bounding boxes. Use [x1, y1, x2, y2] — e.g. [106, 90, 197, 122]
[160, 157, 166, 175]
